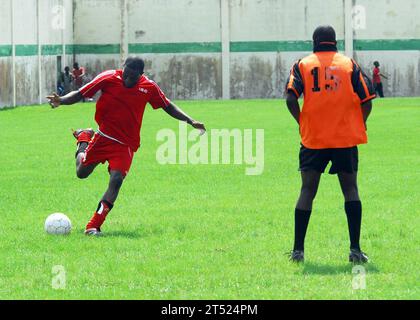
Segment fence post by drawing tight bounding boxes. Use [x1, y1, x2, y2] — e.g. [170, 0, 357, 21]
[221, 0, 230, 99]
[120, 0, 129, 65]
[11, 0, 16, 107]
[344, 0, 354, 58]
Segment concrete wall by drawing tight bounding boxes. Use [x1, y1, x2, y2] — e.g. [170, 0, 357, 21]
[71, 0, 419, 100]
[0, 0, 12, 107]
[0, 0, 73, 107]
[0, 0, 419, 107]
[72, 0, 223, 99]
[352, 0, 420, 97]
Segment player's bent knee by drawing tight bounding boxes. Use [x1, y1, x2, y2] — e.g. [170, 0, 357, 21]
[76, 170, 89, 179]
[76, 166, 91, 179]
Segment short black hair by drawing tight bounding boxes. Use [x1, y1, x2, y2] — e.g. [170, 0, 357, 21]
[312, 25, 337, 45]
[124, 56, 145, 74]
[73, 62, 79, 68]
[64, 66, 70, 72]
[374, 61, 380, 67]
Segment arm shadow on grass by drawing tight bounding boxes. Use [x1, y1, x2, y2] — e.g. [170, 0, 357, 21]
[302, 262, 380, 275]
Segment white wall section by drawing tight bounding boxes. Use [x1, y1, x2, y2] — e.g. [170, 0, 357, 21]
[0, 0, 419, 107]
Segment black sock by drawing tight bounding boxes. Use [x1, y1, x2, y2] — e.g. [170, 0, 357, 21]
[345, 201, 362, 250]
[75, 142, 88, 158]
[293, 208, 312, 251]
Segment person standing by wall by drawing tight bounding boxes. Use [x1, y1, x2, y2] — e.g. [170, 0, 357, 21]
[372, 61, 388, 98]
[72, 62, 86, 101]
[60, 66, 73, 95]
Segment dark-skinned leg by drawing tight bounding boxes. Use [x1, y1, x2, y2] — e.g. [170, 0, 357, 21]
[101, 170, 125, 204]
[85, 170, 125, 232]
[76, 148, 98, 179]
[338, 171, 362, 250]
[338, 171, 360, 202]
[293, 170, 322, 252]
[296, 170, 322, 210]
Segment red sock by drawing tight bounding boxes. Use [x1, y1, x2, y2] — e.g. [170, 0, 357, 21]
[86, 200, 114, 230]
[77, 131, 92, 144]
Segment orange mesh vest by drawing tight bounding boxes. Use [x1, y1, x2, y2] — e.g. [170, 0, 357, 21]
[289, 52, 374, 149]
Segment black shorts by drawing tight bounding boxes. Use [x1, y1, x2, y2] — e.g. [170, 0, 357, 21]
[299, 144, 358, 174]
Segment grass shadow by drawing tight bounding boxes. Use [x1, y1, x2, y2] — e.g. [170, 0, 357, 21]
[102, 225, 166, 239]
[302, 262, 380, 275]
[0, 106, 18, 112]
[73, 228, 142, 239]
[103, 230, 143, 238]
[75, 224, 166, 239]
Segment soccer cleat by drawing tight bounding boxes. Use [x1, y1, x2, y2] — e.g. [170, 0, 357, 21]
[85, 201, 113, 232]
[72, 128, 95, 143]
[288, 250, 305, 263]
[349, 248, 369, 264]
[84, 228, 102, 236]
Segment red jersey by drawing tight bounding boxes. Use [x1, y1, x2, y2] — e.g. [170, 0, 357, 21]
[372, 67, 381, 84]
[79, 70, 170, 151]
[72, 67, 85, 87]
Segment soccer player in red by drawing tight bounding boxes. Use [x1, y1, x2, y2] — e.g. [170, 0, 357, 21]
[72, 62, 86, 102]
[372, 61, 388, 97]
[72, 62, 85, 89]
[285, 26, 376, 263]
[47, 57, 206, 236]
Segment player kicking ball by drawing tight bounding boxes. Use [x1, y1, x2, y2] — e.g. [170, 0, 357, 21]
[285, 26, 376, 263]
[47, 57, 206, 236]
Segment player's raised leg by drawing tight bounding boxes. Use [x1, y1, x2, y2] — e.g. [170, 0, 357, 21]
[73, 128, 98, 179]
[290, 170, 322, 262]
[85, 170, 124, 236]
[338, 171, 369, 263]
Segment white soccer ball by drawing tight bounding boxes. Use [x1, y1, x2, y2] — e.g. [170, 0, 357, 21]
[45, 213, 72, 235]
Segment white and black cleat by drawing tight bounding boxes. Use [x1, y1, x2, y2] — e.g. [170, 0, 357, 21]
[349, 248, 369, 264]
[84, 228, 102, 236]
[288, 250, 305, 263]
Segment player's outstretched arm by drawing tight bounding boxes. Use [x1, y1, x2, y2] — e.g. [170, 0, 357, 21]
[380, 73, 389, 80]
[285, 92, 301, 125]
[46, 90, 84, 108]
[163, 101, 206, 133]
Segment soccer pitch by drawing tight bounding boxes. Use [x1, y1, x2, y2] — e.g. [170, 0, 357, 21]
[0, 98, 418, 300]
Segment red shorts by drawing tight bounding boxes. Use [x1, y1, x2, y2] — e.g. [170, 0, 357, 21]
[82, 133, 134, 176]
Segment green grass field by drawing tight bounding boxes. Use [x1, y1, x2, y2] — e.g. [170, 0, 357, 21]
[0, 98, 419, 300]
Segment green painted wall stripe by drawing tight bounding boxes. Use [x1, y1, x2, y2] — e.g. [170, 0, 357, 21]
[231, 40, 310, 52]
[41, 44, 63, 55]
[230, 40, 345, 52]
[0, 45, 12, 57]
[354, 39, 420, 51]
[15, 45, 38, 56]
[0, 40, 418, 57]
[65, 44, 74, 54]
[72, 44, 120, 54]
[0, 44, 74, 57]
[129, 42, 222, 53]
